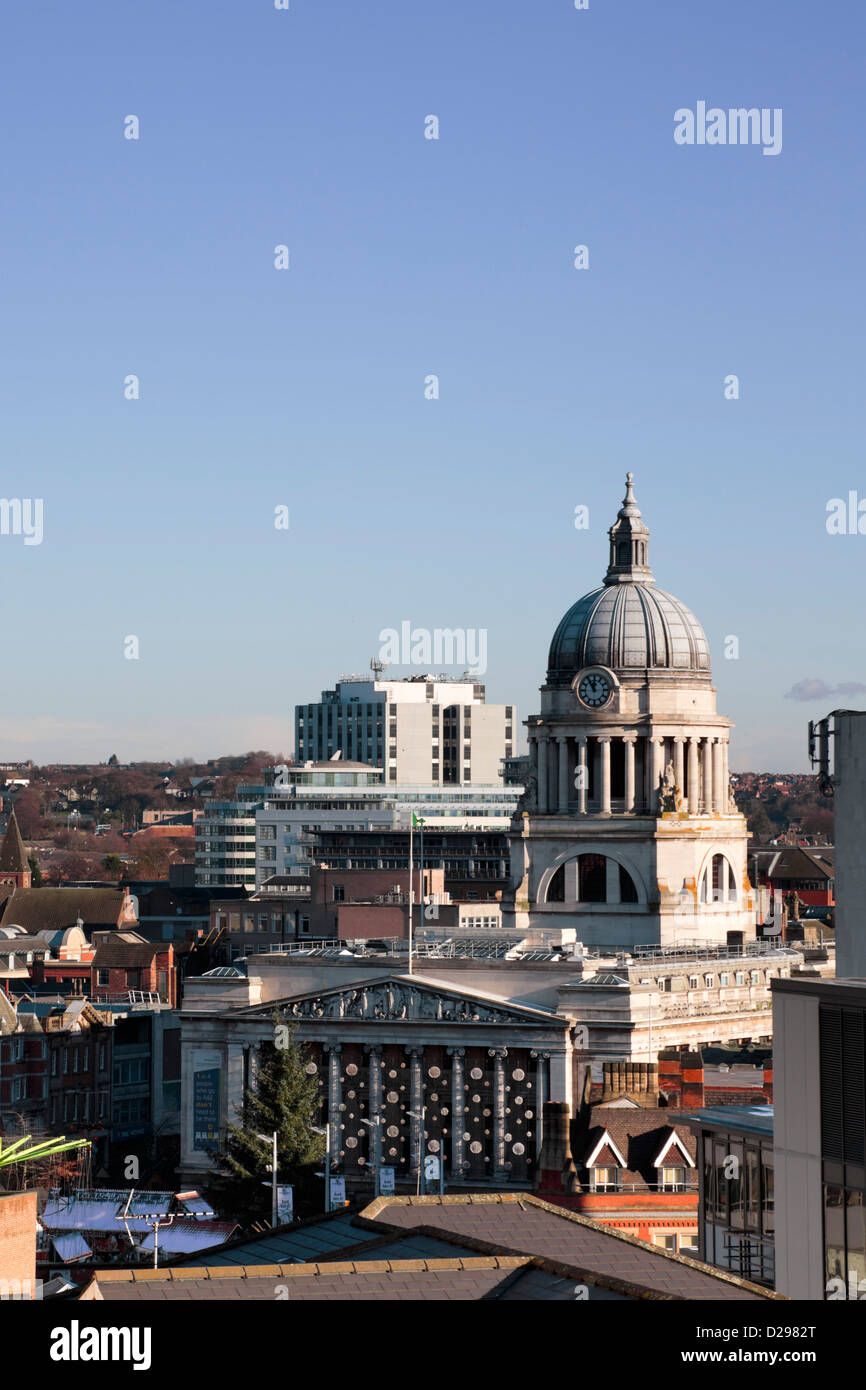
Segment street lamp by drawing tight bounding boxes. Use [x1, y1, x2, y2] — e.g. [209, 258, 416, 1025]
[311, 1122, 331, 1213]
[358, 1116, 382, 1196]
[255, 1131, 278, 1228]
[406, 1107, 426, 1195]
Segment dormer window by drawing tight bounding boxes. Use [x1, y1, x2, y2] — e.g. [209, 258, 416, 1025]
[592, 1166, 620, 1192]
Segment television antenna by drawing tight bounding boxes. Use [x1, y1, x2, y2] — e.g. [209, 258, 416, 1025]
[370, 657, 387, 678]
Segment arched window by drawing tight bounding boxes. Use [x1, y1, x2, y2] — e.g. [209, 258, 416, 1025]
[701, 854, 737, 904]
[544, 855, 640, 904]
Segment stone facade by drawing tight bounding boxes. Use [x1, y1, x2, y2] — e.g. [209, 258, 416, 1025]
[503, 476, 756, 948]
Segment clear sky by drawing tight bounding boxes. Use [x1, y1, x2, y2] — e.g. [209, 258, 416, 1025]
[1, 0, 863, 769]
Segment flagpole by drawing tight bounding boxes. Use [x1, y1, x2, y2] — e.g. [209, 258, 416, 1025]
[408, 813, 414, 976]
[418, 817, 424, 966]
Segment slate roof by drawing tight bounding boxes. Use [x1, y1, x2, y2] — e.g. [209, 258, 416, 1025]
[355, 1195, 780, 1301]
[0, 812, 29, 873]
[764, 846, 834, 882]
[85, 1258, 576, 1302]
[576, 1107, 696, 1185]
[0, 888, 128, 933]
[91, 936, 167, 968]
[149, 1193, 781, 1302]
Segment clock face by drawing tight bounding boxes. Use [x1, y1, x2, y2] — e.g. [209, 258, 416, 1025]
[578, 673, 612, 708]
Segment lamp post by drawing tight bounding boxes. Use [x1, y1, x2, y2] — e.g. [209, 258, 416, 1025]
[407, 1106, 426, 1195]
[359, 1116, 382, 1196]
[256, 1131, 278, 1228]
[311, 1122, 331, 1213]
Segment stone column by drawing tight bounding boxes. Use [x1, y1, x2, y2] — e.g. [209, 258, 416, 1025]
[366, 1043, 383, 1172]
[687, 736, 699, 814]
[722, 740, 730, 808]
[599, 737, 611, 815]
[408, 1045, 424, 1183]
[674, 737, 685, 799]
[557, 735, 569, 814]
[576, 737, 588, 815]
[649, 736, 662, 813]
[530, 1051, 549, 1164]
[703, 738, 714, 815]
[490, 1047, 508, 1181]
[605, 856, 621, 903]
[547, 1046, 573, 1111]
[537, 735, 548, 814]
[325, 1043, 342, 1172]
[624, 736, 636, 813]
[713, 739, 724, 812]
[447, 1047, 465, 1180]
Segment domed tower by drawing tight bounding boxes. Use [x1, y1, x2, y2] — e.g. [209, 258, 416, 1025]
[505, 475, 754, 948]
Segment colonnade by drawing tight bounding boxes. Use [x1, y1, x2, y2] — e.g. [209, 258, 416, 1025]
[528, 731, 730, 816]
[317, 1041, 555, 1182]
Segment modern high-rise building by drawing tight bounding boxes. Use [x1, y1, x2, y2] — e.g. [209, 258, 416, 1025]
[295, 674, 514, 785]
[773, 709, 866, 1301]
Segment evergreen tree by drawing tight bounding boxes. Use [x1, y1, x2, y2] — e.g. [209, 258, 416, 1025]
[208, 1016, 324, 1219]
[27, 856, 43, 887]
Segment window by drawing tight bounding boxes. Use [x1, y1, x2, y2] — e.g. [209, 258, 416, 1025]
[51, 1050, 57, 1077]
[704, 974, 714, 987]
[333, 885, 345, 903]
[689, 976, 699, 990]
[592, 1166, 620, 1192]
[720, 972, 729, 987]
[619, 863, 638, 903]
[97, 969, 109, 987]
[661, 1165, 687, 1191]
[579, 854, 606, 903]
[735, 971, 745, 986]
[652, 1234, 677, 1251]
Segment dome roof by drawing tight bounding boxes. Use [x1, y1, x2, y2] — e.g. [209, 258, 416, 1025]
[547, 582, 710, 683]
[546, 474, 711, 685]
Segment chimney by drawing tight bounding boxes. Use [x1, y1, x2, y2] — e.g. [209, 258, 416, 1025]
[535, 1101, 578, 1194]
[599, 1060, 659, 1106]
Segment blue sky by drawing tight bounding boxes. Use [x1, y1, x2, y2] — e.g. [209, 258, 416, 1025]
[0, 0, 863, 768]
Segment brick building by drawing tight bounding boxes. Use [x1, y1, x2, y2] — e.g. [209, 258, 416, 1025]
[0, 1190, 37, 1299]
[91, 933, 177, 1008]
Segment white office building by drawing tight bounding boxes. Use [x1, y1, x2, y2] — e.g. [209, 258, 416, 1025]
[195, 763, 522, 890]
[295, 674, 514, 786]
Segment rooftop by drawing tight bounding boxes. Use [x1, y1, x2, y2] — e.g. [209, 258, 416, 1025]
[682, 1106, 774, 1138]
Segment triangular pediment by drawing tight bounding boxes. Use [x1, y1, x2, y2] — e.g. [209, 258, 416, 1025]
[248, 973, 560, 1026]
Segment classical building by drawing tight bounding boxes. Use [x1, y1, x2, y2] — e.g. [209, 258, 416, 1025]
[504, 474, 756, 948]
[178, 936, 807, 1192]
